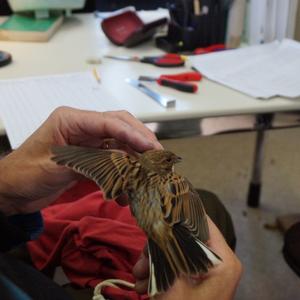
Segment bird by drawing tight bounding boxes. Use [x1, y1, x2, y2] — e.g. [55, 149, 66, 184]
[51, 145, 222, 296]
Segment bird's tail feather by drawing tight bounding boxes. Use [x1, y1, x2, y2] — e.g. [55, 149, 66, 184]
[148, 224, 221, 296]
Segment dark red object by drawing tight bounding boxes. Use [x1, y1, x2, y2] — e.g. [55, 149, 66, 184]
[27, 180, 147, 300]
[101, 10, 168, 47]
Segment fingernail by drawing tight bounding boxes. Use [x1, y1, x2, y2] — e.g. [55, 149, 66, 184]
[146, 140, 163, 150]
[155, 141, 164, 149]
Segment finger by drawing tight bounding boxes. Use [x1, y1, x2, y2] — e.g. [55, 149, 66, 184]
[135, 279, 149, 295]
[100, 117, 155, 152]
[206, 216, 227, 247]
[133, 252, 149, 280]
[59, 108, 158, 152]
[109, 111, 163, 149]
[105, 112, 163, 149]
[99, 138, 141, 158]
[99, 138, 124, 150]
[206, 216, 233, 259]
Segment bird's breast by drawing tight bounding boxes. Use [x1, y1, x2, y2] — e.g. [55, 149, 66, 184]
[127, 179, 169, 240]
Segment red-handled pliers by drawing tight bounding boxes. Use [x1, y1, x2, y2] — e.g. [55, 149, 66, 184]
[138, 71, 202, 93]
[105, 53, 186, 67]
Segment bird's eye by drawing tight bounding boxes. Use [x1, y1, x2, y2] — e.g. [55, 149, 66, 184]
[166, 158, 172, 163]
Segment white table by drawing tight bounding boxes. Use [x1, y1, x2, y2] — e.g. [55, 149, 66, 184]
[1, 13, 300, 127]
[1, 12, 300, 206]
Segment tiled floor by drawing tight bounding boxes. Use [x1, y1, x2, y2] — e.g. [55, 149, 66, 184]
[161, 127, 300, 300]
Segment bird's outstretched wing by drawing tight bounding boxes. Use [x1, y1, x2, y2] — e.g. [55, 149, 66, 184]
[51, 145, 137, 199]
[148, 174, 220, 295]
[161, 174, 209, 242]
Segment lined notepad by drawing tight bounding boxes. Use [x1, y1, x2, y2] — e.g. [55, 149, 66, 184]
[0, 72, 123, 148]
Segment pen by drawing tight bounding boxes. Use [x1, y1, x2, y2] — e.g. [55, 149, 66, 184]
[93, 68, 101, 84]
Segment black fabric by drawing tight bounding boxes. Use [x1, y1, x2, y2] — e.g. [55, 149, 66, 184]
[0, 211, 43, 252]
[0, 274, 32, 300]
[0, 253, 73, 300]
[9, 211, 44, 240]
[96, 0, 172, 11]
[283, 222, 300, 277]
[0, 211, 30, 252]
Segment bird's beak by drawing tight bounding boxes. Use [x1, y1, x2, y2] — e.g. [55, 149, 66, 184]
[176, 156, 182, 163]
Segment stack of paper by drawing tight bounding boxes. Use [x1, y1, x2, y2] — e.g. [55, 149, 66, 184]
[190, 39, 300, 99]
[0, 72, 123, 149]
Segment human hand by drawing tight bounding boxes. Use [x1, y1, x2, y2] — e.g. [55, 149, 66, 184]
[133, 216, 242, 300]
[0, 107, 162, 215]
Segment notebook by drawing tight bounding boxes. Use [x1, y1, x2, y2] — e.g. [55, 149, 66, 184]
[0, 13, 63, 42]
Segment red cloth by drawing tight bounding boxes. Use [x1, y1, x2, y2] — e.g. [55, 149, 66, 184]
[27, 180, 147, 300]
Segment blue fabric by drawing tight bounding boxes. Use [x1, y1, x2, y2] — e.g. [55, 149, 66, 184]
[8, 211, 44, 240]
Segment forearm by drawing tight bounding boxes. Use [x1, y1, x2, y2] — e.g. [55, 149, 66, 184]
[0, 155, 45, 251]
[0, 147, 49, 215]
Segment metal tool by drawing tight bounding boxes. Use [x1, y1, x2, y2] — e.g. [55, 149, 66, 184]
[139, 71, 201, 93]
[126, 78, 176, 108]
[105, 53, 186, 67]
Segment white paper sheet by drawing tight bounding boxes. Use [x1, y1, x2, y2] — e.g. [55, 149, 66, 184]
[190, 39, 300, 99]
[0, 71, 123, 148]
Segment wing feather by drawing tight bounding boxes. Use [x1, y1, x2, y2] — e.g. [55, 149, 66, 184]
[51, 145, 136, 199]
[161, 174, 209, 242]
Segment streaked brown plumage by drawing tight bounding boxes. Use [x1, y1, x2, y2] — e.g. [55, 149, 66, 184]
[51, 146, 221, 296]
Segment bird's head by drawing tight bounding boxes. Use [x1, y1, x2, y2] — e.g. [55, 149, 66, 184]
[140, 150, 182, 174]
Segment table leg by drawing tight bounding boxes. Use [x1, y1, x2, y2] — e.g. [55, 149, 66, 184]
[247, 114, 273, 207]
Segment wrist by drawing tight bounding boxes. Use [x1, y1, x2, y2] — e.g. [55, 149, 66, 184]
[0, 156, 19, 216]
[0, 149, 36, 216]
